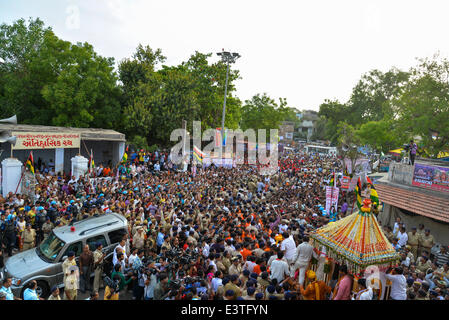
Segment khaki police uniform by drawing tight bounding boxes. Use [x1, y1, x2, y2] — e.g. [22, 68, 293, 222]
[62, 258, 77, 284]
[93, 249, 104, 292]
[407, 231, 420, 261]
[42, 221, 54, 239]
[419, 234, 435, 257]
[21, 228, 36, 251]
[64, 273, 78, 300]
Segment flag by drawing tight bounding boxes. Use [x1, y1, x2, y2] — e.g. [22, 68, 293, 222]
[25, 151, 35, 175]
[216, 128, 228, 147]
[222, 129, 227, 147]
[215, 128, 221, 148]
[121, 145, 128, 163]
[88, 149, 95, 173]
[354, 176, 362, 210]
[193, 145, 206, 164]
[366, 176, 379, 207]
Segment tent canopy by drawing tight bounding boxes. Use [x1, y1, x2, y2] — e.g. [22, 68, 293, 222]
[388, 148, 403, 155]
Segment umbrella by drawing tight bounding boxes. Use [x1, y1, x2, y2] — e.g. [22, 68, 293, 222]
[388, 148, 403, 155]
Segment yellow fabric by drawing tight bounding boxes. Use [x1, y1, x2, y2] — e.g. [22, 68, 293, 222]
[104, 286, 119, 300]
[314, 282, 320, 300]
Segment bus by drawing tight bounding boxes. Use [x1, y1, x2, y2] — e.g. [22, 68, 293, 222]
[304, 145, 337, 156]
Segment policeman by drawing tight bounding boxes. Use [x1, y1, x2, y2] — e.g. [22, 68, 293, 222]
[93, 243, 106, 292]
[407, 227, 420, 262]
[64, 266, 79, 300]
[47, 201, 58, 223]
[41, 217, 54, 239]
[420, 229, 435, 259]
[3, 214, 17, 257]
[35, 206, 47, 245]
[62, 251, 77, 284]
[21, 223, 36, 251]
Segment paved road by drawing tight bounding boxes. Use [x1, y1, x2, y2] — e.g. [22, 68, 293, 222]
[4, 250, 134, 300]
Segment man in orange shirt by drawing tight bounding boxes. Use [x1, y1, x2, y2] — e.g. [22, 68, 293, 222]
[240, 243, 252, 261]
[299, 270, 331, 300]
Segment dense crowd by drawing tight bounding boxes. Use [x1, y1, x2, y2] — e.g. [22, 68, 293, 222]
[0, 148, 448, 301]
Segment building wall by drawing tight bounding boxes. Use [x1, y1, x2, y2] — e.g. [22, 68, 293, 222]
[387, 162, 414, 185]
[378, 204, 449, 247]
[1, 140, 122, 176]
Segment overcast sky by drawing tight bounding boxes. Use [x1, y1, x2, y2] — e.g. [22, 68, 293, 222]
[2, 0, 449, 111]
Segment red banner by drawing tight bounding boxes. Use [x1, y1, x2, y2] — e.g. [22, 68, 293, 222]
[340, 176, 351, 189]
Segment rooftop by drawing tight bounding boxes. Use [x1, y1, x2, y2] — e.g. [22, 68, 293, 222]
[53, 213, 127, 243]
[376, 167, 449, 223]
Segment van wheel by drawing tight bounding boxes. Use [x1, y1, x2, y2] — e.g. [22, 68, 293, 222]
[36, 281, 50, 299]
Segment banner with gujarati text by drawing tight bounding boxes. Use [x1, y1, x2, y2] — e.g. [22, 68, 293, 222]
[12, 132, 81, 150]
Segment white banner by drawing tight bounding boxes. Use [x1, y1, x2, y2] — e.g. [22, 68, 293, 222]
[325, 186, 339, 214]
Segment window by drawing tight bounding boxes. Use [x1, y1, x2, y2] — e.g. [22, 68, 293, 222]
[87, 235, 108, 251]
[108, 228, 127, 245]
[39, 232, 66, 262]
[62, 241, 83, 259]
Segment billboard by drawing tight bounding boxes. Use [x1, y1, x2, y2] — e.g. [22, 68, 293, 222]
[412, 163, 449, 193]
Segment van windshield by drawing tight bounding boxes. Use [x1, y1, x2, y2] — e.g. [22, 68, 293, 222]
[38, 232, 66, 262]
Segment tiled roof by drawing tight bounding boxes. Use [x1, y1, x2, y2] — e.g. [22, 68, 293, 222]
[376, 183, 449, 223]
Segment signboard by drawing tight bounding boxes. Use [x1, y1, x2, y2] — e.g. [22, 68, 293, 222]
[12, 132, 81, 150]
[325, 186, 339, 214]
[202, 157, 234, 169]
[344, 158, 371, 175]
[340, 176, 351, 189]
[412, 163, 449, 193]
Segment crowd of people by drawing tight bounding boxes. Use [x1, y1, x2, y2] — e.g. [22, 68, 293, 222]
[0, 147, 448, 301]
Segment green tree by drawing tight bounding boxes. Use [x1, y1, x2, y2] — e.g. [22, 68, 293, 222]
[0, 18, 53, 121]
[240, 93, 289, 139]
[394, 55, 449, 157]
[0, 18, 122, 128]
[310, 116, 328, 141]
[348, 68, 410, 124]
[318, 99, 350, 143]
[337, 122, 362, 176]
[356, 119, 404, 153]
[119, 46, 243, 146]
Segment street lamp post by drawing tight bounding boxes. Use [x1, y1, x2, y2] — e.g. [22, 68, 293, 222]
[217, 50, 240, 156]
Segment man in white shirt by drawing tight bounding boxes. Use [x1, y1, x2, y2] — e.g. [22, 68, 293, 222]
[270, 252, 290, 283]
[385, 267, 407, 300]
[393, 218, 401, 236]
[202, 242, 210, 258]
[280, 232, 296, 264]
[291, 236, 316, 285]
[278, 221, 289, 234]
[211, 271, 223, 293]
[397, 226, 408, 248]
